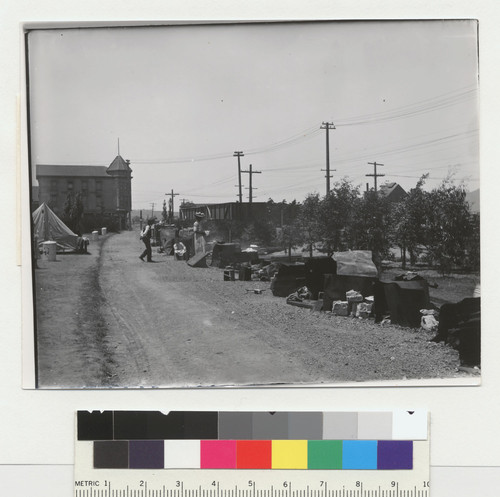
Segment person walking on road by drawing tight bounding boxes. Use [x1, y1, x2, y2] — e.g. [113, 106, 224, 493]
[139, 217, 156, 262]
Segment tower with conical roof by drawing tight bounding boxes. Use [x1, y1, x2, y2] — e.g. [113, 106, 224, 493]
[106, 154, 132, 230]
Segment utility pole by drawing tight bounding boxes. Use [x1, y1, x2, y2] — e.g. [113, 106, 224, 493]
[233, 151, 244, 203]
[320, 122, 336, 194]
[242, 164, 262, 204]
[150, 203, 155, 218]
[366, 161, 385, 192]
[165, 189, 179, 223]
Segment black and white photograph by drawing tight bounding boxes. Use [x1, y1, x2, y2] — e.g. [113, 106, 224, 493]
[24, 20, 480, 389]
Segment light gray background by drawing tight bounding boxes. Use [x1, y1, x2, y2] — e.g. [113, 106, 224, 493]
[1, 1, 499, 496]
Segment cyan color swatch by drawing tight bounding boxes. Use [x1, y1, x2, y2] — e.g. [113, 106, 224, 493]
[342, 440, 377, 469]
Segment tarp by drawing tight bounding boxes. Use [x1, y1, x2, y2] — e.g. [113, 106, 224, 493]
[210, 242, 259, 268]
[432, 297, 481, 366]
[211, 242, 241, 267]
[32, 203, 78, 251]
[303, 257, 337, 299]
[332, 250, 378, 277]
[374, 279, 430, 328]
[270, 262, 306, 297]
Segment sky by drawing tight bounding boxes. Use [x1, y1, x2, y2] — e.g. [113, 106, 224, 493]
[27, 20, 479, 210]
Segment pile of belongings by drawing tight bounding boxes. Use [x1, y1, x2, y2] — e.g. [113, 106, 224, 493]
[332, 289, 374, 319]
[286, 286, 313, 303]
[286, 286, 323, 311]
[254, 262, 279, 281]
[420, 309, 439, 332]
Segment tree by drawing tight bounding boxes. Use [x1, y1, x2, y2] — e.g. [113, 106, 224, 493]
[464, 212, 480, 271]
[422, 178, 473, 274]
[297, 193, 322, 257]
[241, 219, 275, 247]
[351, 190, 392, 268]
[162, 199, 168, 223]
[63, 192, 84, 233]
[390, 174, 428, 268]
[318, 179, 360, 255]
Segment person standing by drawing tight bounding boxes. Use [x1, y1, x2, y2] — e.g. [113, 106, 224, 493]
[139, 217, 155, 262]
[193, 212, 207, 255]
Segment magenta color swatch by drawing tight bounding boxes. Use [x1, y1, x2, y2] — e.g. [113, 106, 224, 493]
[200, 440, 237, 469]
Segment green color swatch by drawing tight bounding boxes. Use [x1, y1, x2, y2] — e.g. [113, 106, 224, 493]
[307, 440, 342, 469]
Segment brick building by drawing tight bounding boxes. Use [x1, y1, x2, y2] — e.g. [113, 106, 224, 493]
[35, 155, 132, 230]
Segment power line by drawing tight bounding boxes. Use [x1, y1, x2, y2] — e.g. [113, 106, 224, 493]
[41, 87, 478, 169]
[336, 87, 478, 127]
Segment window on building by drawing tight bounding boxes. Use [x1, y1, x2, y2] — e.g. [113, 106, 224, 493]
[96, 180, 102, 192]
[51, 179, 57, 191]
[96, 193, 102, 209]
[67, 180, 74, 191]
[81, 180, 88, 196]
[49, 193, 57, 207]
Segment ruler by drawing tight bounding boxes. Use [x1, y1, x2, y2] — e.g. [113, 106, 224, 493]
[74, 411, 429, 497]
[73, 471, 430, 497]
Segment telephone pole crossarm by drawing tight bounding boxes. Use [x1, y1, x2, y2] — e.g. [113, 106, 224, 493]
[165, 189, 179, 223]
[241, 164, 262, 203]
[366, 161, 385, 192]
[233, 151, 245, 203]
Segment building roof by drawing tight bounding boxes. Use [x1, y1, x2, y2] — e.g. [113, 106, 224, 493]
[379, 182, 398, 195]
[378, 182, 407, 200]
[107, 155, 132, 172]
[36, 164, 109, 178]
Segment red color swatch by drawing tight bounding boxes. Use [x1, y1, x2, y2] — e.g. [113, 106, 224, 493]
[236, 440, 272, 469]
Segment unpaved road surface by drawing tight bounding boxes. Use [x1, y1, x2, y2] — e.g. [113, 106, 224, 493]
[34, 230, 472, 388]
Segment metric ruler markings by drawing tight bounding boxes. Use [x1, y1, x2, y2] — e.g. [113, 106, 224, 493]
[75, 487, 429, 497]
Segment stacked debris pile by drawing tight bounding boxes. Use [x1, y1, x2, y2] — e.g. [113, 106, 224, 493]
[322, 251, 378, 311]
[331, 290, 374, 319]
[222, 262, 253, 281]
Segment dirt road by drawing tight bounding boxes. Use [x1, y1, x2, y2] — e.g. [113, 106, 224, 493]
[35, 230, 470, 388]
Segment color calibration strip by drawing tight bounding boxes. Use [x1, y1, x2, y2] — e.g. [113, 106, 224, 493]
[93, 438, 413, 470]
[77, 410, 426, 471]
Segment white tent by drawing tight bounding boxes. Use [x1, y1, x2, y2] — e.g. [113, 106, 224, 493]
[32, 202, 78, 251]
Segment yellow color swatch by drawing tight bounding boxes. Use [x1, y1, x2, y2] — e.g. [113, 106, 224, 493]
[272, 440, 308, 469]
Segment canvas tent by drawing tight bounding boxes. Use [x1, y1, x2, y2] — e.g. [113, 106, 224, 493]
[32, 203, 78, 251]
